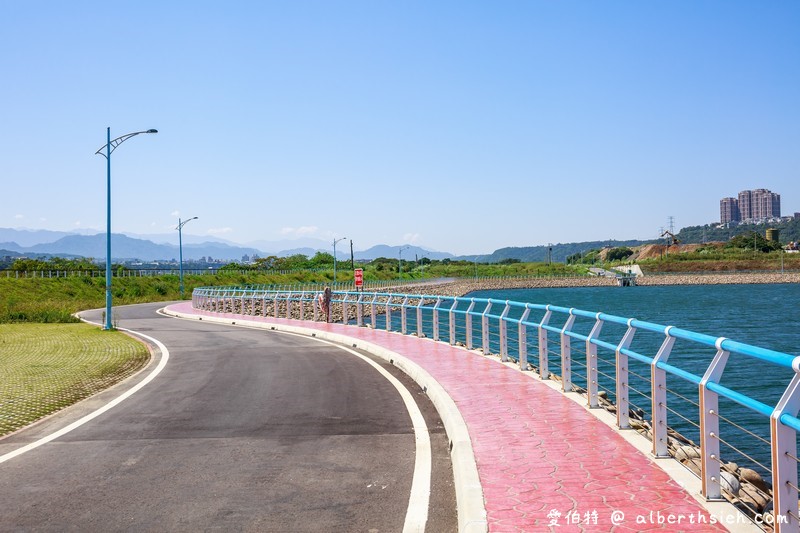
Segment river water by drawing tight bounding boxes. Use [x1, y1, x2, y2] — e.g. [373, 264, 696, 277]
[468, 283, 800, 480]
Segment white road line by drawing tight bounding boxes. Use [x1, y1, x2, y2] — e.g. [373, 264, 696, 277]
[279, 330, 432, 533]
[0, 328, 169, 465]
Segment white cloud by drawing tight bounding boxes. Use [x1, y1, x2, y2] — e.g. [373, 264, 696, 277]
[280, 226, 319, 237]
[171, 210, 180, 217]
[74, 220, 81, 227]
[403, 233, 421, 244]
[14, 214, 23, 220]
[208, 227, 233, 235]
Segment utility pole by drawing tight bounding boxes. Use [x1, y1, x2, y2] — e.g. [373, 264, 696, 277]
[350, 239, 354, 270]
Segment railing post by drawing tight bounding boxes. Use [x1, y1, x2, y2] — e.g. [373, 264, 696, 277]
[401, 296, 409, 334]
[585, 313, 603, 408]
[285, 293, 292, 319]
[651, 327, 676, 458]
[499, 302, 510, 362]
[465, 299, 476, 349]
[298, 292, 306, 321]
[481, 301, 493, 355]
[356, 293, 364, 327]
[699, 337, 730, 501]
[385, 295, 392, 332]
[771, 361, 800, 533]
[416, 297, 425, 338]
[560, 310, 576, 392]
[273, 293, 279, 319]
[313, 293, 320, 321]
[448, 299, 458, 345]
[518, 305, 531, 371]
[371, 294, 378, 329]
[538, 307, 552, 379]
[432, 297, 442, 342]
[616, 321, 636, 429]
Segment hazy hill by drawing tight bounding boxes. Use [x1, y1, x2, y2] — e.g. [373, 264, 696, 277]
[475, 240, 652, 263]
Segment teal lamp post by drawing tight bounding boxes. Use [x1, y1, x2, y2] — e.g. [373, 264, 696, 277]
[95, 127, 158, 330]
[177, 216, 198, 299]
[332, 237, 347, 283]
[398, 245, 410, 278]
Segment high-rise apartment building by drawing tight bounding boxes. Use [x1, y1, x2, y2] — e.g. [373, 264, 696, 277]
[720, 197, 739, 224]
[720, 189, 781, 223]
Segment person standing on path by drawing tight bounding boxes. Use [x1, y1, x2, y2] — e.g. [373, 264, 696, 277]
[322, 285, 332, 322]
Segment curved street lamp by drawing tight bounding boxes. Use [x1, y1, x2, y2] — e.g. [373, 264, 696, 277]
[95, 127, 158, 330]
[177, 216, 198, 299]
[332, 237, 347, 283]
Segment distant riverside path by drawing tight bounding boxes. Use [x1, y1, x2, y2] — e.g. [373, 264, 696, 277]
[397, 271, 800, 297]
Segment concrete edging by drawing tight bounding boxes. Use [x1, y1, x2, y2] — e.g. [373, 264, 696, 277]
[161, 305, 488, 533]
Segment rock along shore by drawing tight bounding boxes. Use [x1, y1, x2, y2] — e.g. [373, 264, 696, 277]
[385, 271, 800, 298]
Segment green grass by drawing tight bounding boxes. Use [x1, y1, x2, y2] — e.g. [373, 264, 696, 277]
[0, 323, 150, 436]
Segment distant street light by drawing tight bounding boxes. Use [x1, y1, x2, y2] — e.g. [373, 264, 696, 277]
[332, 237, 347, 283]
[399, 245, 411, 278]
[95, 127, 158, 330]
[177, 216, 198, 299]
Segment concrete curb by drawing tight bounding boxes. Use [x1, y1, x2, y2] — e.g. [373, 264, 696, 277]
[161, 305, 488, 533]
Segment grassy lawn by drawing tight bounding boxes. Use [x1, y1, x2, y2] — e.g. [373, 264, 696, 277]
[0, 323, 150, 436]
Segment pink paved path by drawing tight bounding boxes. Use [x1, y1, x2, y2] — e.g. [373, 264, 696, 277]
[166, 303, 728, 532]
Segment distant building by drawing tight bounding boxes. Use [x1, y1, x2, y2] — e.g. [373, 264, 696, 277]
[720, 197, 739, 224]
[720, 189, 781, 223]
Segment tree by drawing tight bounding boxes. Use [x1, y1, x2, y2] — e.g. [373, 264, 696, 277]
[606, 247, 634, 262]
[726, 232, 782, 253]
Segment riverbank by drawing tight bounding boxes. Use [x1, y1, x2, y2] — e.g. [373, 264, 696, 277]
[390, 271, 800, 298]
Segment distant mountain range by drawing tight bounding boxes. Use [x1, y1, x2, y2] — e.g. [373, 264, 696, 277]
[0, 228, 455, 262]
[0, 228, 672, 265]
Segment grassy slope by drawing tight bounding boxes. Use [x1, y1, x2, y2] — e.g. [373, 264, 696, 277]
[0, 323, 149, 436]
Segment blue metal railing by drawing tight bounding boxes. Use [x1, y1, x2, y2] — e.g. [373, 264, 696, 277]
[192, 286, 797, 530]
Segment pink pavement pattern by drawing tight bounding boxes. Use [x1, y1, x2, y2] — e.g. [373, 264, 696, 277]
[166, 302, 728, 532]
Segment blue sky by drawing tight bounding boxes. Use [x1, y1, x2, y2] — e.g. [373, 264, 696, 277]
[2, 1, 798, 255]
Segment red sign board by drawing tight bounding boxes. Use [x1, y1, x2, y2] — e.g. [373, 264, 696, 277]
[354, 268, 364, 288]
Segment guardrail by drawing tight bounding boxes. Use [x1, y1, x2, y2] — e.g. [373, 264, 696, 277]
[192, 286, 797, 531]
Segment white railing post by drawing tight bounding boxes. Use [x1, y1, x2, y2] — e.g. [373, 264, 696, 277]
[585, 314, 603, 408]
[499, 302, 510, 362]
[560, 310, 577, 392]
[273, 293, 279, 319]
[416, 297, 425, 338]
[465, 299, 476, 349]
[481, 301, 493, 355]
[448, 299, 458, 345]
[771, 364, 800, 533]
[538, 307, 552, 379]
[518, 306, 531, 371]
[371, 294, 378, 329]
[699, 337, 730, 501]
[285, 293, 292, 319]
[616, 321, 636, 429]
[298, 292, 306, 321]
[400, 296, 409, 334]
[356, 293, 364, 327]
[432, 297, 442, 342]
[313, 293, 320, 321]
[651, 327, 676, 458]
[385, 296, 392, 331]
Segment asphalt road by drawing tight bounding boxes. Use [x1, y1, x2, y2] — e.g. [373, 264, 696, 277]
[0, 303, 456, 532]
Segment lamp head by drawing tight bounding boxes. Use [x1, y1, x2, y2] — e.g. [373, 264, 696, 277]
[146, 129, 158, 134]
